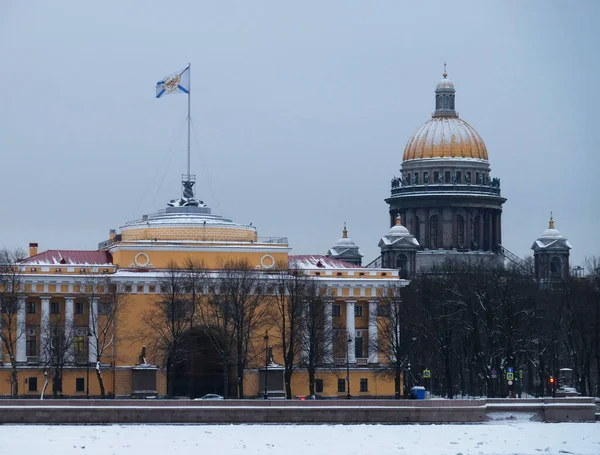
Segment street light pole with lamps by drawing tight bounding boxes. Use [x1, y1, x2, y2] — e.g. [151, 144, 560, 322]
[263, 330, 269, 400]
[346, 335, 352, 399]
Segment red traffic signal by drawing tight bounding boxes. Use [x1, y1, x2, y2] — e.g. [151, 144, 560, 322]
[549, 376, 555, 384]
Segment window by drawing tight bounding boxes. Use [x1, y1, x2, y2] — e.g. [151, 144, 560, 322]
[55, 268, 62, 273]
[445, 171, 451, 183]
[413, 172, 419, 185]
[433, 171, 440, 183]
[30, 267, 37, 272]
[355, 336, 364, 358]
[406, 173, 411, 185]
[429, 215, 439, 249]
[149, 285, 156, 293]
[354, 305, 363, 317]
[137, 285, 144, 293]
[456, 171, 462, 183]
[74, 335, 86, 359]
[28, 377, 37, 392]
[466, 171, 472, 183]
[337, 378, 346, 393]
[396, 254, 408, 279]
[414, 215, 421, 243]
[76, 377, 85, 392]
[316, 379, 324, 393]
[332, 305, 341, 317]
[75, 302, 84, 314]
[50, 302, 60, 314]
[125, 285, 132, 293]
[423, 171, 428, 183]
[360, 378, 368, 392]
[26, 337, 37, 357]
[476, 172, 480, 184]
[80, 268, 86, 273]
[456, 215, 465, 248]
[98, 303, 112, 315]
[550, 257, 562, 279]
[26, 302, 36, 314]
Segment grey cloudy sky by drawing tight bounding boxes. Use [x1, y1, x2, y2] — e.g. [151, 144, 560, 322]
[1, 1, 598, 268]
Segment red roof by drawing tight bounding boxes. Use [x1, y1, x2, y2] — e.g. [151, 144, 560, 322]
[22, 250, 113, 266]
[289, 255, 364, 270]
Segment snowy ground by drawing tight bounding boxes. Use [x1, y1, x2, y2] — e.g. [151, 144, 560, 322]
[1, 421, 598, 455]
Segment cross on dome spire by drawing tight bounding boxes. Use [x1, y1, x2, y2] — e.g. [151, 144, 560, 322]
[396, 214, 402, 226]
[443, 62, 447, 79]
[342, 222, 348, 238]
[549, 212, 555, 229]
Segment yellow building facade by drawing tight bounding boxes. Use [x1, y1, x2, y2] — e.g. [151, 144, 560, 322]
[0, 199, 407, 399]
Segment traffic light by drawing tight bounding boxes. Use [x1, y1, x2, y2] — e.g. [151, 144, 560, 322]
[549, 376, 555, 384]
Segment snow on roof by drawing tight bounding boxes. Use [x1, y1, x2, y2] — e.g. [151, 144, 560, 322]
[21, 250, 113, 266]
[289, 255, 364, 270]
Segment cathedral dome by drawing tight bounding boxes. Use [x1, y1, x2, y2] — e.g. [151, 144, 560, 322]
[402, 117, 488, 161]
[402, 66, 488, 162]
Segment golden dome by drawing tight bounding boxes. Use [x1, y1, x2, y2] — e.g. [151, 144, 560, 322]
[402, 117, 488, 161]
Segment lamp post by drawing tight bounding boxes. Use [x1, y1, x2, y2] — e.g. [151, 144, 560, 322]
[263, 330, 269, 400]
[86, 331, 92, 399]
[346, 335, 352, 400]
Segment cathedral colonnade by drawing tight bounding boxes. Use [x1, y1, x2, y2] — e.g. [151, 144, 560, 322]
[392, 207, 502, 252]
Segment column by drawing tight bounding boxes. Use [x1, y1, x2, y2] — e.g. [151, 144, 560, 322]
[88, 297, 98, 363]
[487, 210, 493, 251]
[16, 297, 26, 362]
[497, 211, 502, 246]
[346, 300, 356, 364]
[368, 300, 378, 364]
[300, 300, 309, 365]
[478, 210, 484, 251]
[424, 209, 430, 249]
[324, 299, 333, 364]
[466, 209, 472, 250]
[451, 209, 457, 248]
[65, 297, 75, 363]
[40, 296, 51, 362]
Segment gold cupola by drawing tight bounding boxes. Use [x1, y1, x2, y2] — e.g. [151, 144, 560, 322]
[402, 65, 488, 161]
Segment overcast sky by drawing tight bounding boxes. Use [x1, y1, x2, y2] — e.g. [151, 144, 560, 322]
[1, 1, 598, 268]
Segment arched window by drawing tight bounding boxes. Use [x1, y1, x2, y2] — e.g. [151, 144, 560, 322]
[550, 257, 562, 279]
[472, 215, 480, 249]
[396, 253, 408, 279]
[430, 215, 439, 249]
[456, 215, 465, 248]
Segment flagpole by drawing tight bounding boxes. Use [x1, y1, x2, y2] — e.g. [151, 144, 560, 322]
[187, 62, 191, 180]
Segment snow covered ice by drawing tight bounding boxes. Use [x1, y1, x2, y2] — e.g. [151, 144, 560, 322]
[1, 422, 599, 455]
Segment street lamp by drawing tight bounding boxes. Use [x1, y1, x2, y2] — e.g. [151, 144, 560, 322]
[263, 330, 269, 400]
[346, 335, 352, 400]
[86, 331, 92, 399]
[573, 266, 584, 279]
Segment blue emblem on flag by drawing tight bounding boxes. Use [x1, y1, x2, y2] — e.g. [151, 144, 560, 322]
[156, 66, 190, 98]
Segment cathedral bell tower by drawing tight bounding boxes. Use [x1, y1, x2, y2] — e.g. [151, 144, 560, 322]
[531, 214, 572, 283]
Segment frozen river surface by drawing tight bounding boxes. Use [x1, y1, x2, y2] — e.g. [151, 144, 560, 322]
[1, 421, 599, 455]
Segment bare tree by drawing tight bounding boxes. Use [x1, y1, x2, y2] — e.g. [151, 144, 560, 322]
[142, 262, 194, 398]
[299, 278, 330, 398]
[201, 259, 268, 398]
[39, 318, 74, 399]
[82, 274, 130, 398]
[0, 248, 26, 397]
[270, 264, 312, 399]
[376, 283, 415, 398]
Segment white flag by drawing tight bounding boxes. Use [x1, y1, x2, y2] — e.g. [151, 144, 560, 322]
[156, 66, 190, 98]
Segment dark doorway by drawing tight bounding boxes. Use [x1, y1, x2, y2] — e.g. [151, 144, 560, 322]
[170, 329, 235, 398]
